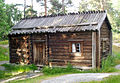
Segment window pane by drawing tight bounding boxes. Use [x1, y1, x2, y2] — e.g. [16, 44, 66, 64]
[76, 43, 80, 47]
[72, 43, 76, 52]
[76, 43, 81, 52]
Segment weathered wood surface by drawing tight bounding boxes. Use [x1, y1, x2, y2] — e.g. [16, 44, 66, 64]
[100, 21, 111, 58]
[92, 32, 96, 68]
[49, 32, 92, 67]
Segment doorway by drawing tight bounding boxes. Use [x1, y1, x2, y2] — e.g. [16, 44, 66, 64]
[33, 42, 45, 65]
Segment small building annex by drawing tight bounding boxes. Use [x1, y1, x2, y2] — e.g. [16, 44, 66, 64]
[8, 10, 112, 69]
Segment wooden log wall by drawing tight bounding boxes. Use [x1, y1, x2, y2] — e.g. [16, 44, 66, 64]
[49, 31, 92, 67]
[100, 21, 111, 60]
[9, 35, 31, 64]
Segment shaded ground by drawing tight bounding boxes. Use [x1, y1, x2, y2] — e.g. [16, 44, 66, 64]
[0, 61, 9, 71]
[0, 61, 9, 65]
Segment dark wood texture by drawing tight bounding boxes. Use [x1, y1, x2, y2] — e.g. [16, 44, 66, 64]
[48, 32, 92, 67]
[9, 20, 112, 69]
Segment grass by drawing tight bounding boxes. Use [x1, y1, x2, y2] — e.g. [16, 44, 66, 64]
[0, 46, 9, 61]
[0, 64, 37, 79]
[0, 40, 8, 45]
[9, 74, 66, 83]
[84, 75, 120, 83]
[112, 45, 120, 65]
[0, 40, 9, 61]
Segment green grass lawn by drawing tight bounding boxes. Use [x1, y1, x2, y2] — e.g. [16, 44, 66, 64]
[0, 40, 8, 45]
[0, 64, 37, 79]
[84, 75, 120, 83]
[9, 74, 65, 83]
[0, 40, 9, 61]
[0, 46, 9, 61]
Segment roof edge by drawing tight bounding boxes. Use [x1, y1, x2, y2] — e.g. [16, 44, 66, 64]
[21, 10, 107, 20]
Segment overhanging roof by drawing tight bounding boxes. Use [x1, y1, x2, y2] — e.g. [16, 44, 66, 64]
[10, 10, 110, 35]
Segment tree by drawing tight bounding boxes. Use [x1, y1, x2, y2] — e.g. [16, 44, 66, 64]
[49, 0, 72, 14]
[25, 7, 37, 18]
[0, 0, 22, 40]
[6, 4, 22, 25]
[36, 0, 47, 15]
[49, 0, 62, 14]
[0, 0, 10, 40]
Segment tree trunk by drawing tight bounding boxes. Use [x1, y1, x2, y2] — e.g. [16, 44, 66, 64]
[44, 0, 47, 16]
[31, 0, 33, 17]
[62, 0, 65, 13]
[24, 0, 26, 18]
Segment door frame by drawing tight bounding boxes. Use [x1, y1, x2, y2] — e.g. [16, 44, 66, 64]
[33, 42, 45, 65]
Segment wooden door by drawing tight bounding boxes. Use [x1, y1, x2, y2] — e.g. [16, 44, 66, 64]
[33, 43, 45, 65]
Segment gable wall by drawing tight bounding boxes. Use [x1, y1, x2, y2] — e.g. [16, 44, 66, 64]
[100, 21, 111, 60]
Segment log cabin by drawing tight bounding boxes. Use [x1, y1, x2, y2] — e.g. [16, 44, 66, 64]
[8, 10, 112, 69]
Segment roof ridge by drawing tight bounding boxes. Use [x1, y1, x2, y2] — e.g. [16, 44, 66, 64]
[21, 10, 106, 20]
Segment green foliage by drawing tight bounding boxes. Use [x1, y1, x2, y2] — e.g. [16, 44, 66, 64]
[48, 0, 72, 14]
[42, 63, 80, 75]
[0, 46, 9, 61]
[0, 1, 22, 40]
[0, 40, 8, 45]
[85, 75, 120, 83]
[0, 0, 10, 40]
[42, 55, 119, 75]
[0, 64, 37, 79]
[101, 55, 116, 72]
[25, 7, 37, 18]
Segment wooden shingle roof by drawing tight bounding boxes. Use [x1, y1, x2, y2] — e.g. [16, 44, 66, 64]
[10, 10, 110, 35]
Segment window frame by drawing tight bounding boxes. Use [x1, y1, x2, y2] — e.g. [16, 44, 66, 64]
[69, 41, 83, 56]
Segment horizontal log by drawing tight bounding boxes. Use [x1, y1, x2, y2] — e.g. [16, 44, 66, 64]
[50, 62, 92, 67]
[49, 56, 92, 60]
[49, 59, 92, 63]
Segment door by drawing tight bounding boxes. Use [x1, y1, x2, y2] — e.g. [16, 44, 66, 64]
[33, 42, 45, 65]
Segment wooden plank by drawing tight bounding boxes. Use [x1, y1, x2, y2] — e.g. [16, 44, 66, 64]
[92, 32, 96, 69]
[49, 56, 92, 60]
[97, 31, 101, 68]
[109, 30, 112, 54]
[49, 59, 92, 63]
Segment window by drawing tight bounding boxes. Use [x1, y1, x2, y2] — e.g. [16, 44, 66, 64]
[69, 40, 83, 56]
[72, 43, 81, 53]
[102, 41, 106, 52]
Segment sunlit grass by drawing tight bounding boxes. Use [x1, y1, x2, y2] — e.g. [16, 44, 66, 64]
[0, 46, 9, 61]
[0, 64, 37, 79]
[84, 75, 120, 83]
[0, 40, 8, 45]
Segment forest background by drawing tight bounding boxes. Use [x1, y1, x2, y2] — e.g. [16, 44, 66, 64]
[0, 0, 120, 40]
